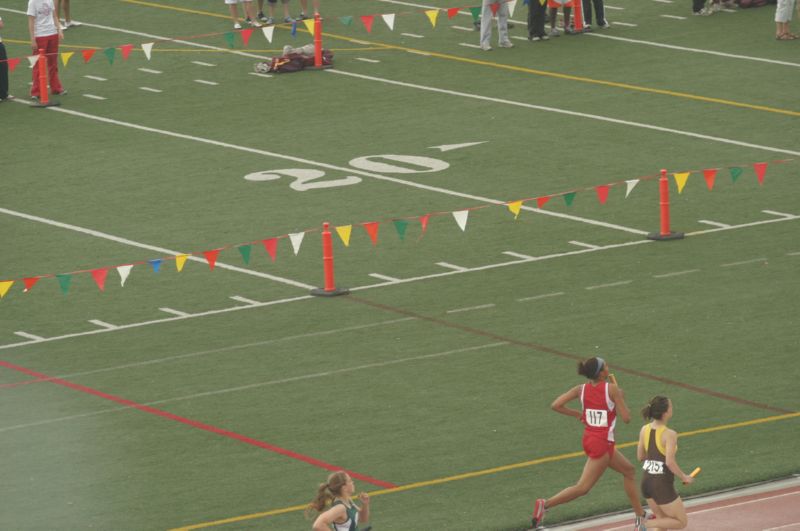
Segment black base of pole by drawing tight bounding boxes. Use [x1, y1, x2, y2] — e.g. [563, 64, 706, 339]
[310, 287, 349, 297]
[647, 231, 684, 241]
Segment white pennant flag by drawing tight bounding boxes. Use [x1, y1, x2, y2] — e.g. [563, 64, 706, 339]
[507, 0, 518, 17]
[452, 210, 469, 232]
[381, 14, 396, 30]
[262, 26, 275, 43]
[117, 264, 133, 287]
[289, 232, 305, 255]
[28, 55, 40, 69]
[141, 42, 154, 61]
[625, 179, 639, 198]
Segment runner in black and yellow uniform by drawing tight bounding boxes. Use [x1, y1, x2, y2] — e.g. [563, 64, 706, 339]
[307, 471, 371, 531]
[635, 396, 695, 530]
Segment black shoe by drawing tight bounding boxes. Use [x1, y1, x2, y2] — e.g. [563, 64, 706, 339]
[53, 89, 68, 96]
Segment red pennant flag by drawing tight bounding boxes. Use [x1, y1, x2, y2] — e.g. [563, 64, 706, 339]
[241, 28, 254, 46]
[360, 15, 375, 32]
[82, 49, 97, 63]
[91, 268, 109, 291]
[490, 2, 501, 15]
[120, 44, 134, 60]
[595, 185, 610, 205]
[23, 277, 40, 292]
[262, 238, 277, 261]
[753, 162, 767, 185]
[8, 58, 21, 73]
[447, 7, 460, 18]
[702, 168, 717, 191]
[203, 250, 220, 271]
[419, 214, 430, 234]
[536, 196, 551, 209]
[363, 222, 380, 246]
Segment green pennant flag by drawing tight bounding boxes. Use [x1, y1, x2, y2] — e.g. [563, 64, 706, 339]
[103, 47, 116, 65]
[393, 220, 409, 241]
[469, 6, 482, 21]
[563, 192, 577, 206]
[729, 167, 743, 183]
[224, 31, 236, 48]
[238, 244, 252, 264]
[339, 15, 354, 25]
[56, 274, 72, 294]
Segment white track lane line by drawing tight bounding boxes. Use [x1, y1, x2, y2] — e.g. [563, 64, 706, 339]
[517, 292, 564, 302]
[653, 269, 700, 278]
[446, 304, 495, 314]
[720, 258, 766, 267]
[88, 319, 117, 330]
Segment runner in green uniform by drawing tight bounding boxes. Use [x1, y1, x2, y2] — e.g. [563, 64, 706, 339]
[307, 471, 371, 531]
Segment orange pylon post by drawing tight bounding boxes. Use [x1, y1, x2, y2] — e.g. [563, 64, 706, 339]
[32, 49, 60, 108]
[573, 0, 586, 33]
[647, 169, 684, 241]
[310, 222, 349, 297]
[314, 13, 323, 68]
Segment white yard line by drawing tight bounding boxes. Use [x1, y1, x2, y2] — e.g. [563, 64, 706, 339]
[585, 280, 633, 290]
[660, 14, 687, 19]
[686, 214, 800, 236]
[605, 5, 625, 10]
[139, 86, 162, 93]
[653, 269, 700, 278]
[82, 94, 107, 100]
[451, 25, 475, 31]
[720, 258, 766, 267]
[401, 33, 424, 38]
[369, 273, 401, 282]
[191, 61, 216, 67]
[88, 319, 117, 330]
[612, 21, 637, 26]
[762, 209, 795, 218]
[83, 75, 107, 81]
[193, 79, 218, 86]
[14, 331, 45, 341]
[446, 304, 495, 314]
[517, 292, 564, 302]
[137, 68, 163, 74]
[436, 261, 468, 271]
[356, 57, 381, 63]
[502, 251, 537, 260]
[568, 240, 600, 249]
[159, 307, 190, 317]
[229, 295, 261, 305]
[698, 219, 731, 228]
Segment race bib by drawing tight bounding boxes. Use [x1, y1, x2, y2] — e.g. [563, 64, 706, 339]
[643, 459, 665, 474]
[585, 409, 608, 427]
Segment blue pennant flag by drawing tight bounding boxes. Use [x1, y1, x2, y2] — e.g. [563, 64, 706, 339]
[149, 259, 162, 273]
[291, 21, 297, 37]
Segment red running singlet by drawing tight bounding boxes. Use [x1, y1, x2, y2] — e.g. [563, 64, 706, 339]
[580, 382, 617, 458]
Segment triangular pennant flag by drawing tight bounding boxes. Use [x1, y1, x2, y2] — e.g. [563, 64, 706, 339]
[23, 277, 40, 292]
[175, 254, 189, 272]
[536, 196, 550, 209]
[103, 47, 116, 65]
[490, 2, 501, 15]
[673, 172, 690, 194]
[425, 9, 439, 27]
[729, 166, 743, 183]
[596, 185, 610, 205]
[8, 58, 21, 73]
[28, 55, 40, 69]
[447, 7, 460, 18]
[625, 179, 639, 198]
[563, 191, 577, 206]
[289, 232, 305, 255]
[0, 280, 14, 299]
[238, 244, 252, 264]
[120, 44, 134, 60]
[203, 250, 220, 271]
[393, 220, 409, 241]
[469, 7, 482, 21]
[149, 259, 162, 273]
[381, 13, 396, 30]
[56, 274, 72, 294]
[703, 168, 718, 190]
[363, 222, 380, 245]
[335, 225, 352, 247]
[91, 268, 109, 291]
[60, 52, 74, 68]
[539, 0, 546, 6]
[262, 238, 278, 261]
[508, 0, 519, 16]
[303, 18, 315, 34]
[117, 265, 133, 286]
[507, 200, 523, 219]
[452, 210, 469, 232]
[291, 21, 297, 37]
[261, 26, 275, 42]
[82, 49, 97, 63]
[753, 162, 767, 185]
[241, 28, 254, 46]
[224, 31, 236, 48]
[142, 42, 154, 60]
[339, 15, 354, 26]
[419, 214, 431, 234]
[360, 15, 375, 33]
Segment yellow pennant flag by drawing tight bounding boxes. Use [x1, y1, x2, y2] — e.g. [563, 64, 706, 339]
[425, 9, 439, 28]
[0, 280, 14, 299]
[302, 18, 315, 35]
[335, 225, 352, 247]
[175, 254, 189, 272]
[507, 201, 523, 219]
[61, 52, 75, 67]
[674, 172, 690, 194]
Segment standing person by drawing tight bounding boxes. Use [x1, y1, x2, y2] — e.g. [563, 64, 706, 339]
[57, 0, 81, 29]
[775, 0, 798, 39]
[581, 0, 609, 28]
[297, 0, 320, 20]
[256, 0, 295, 24]
[531, 357, 646, 529]
[0, 15, 12, 102]
[636, 396, 694, 530]
[479, 0, 514, 50]
[27, 0, 64, 100]
[307, 471, 371, 531]
[528, 0, 550, 40]
[226, 0, 261, 29]
[548, 0, 574, 36]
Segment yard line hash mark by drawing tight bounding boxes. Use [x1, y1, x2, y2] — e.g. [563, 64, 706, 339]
[191, 61, 216, 66]
[88, 320, 117, 330]
[446, 304, 495, 314]
[137, 68, 162, 74]
[660, 14, 687, 19]
[139, 86, 162, 93]
[194, 79, 219, 86]
[369, 273, 401, 282]
[585, 280, 633, 290]
[229, 296, 261, 305]
[502, 251, 537, 260]
[401, 33, 424, 38]
[159, 307, 190, 317]
[356, 57, 381, 63]
[517, 292, 565, 302]
[83, 75, 107, 81]
[653, 269, 700, 278]
[83, 94, 107, 100]
[14, 331, 45, 341]
[698, 220, 731, 228]
[721, 258, 767, 267]
[569, 240, 600, 249]
[762, 210, 795, 218]
[436, 262, 468, 271]
[459, 43, 482, 49]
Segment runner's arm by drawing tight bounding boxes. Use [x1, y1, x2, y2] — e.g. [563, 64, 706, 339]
[551, 385, 583, 420]
[312, 504, 347, 531]
[609, 383, 631, 423]
[664, 429, 693, 484]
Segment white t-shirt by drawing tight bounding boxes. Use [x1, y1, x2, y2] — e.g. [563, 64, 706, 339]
[27, 0, 58, 38]
[0, 16, 4, 44]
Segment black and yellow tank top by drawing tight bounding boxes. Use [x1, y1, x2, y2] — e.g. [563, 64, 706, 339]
[642, 424, 675, 483]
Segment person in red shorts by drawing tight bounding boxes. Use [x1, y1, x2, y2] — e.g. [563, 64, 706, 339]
[531, 357, 646, 528]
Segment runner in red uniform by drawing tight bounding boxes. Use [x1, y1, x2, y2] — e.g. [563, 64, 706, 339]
[531, 357, 646, 529]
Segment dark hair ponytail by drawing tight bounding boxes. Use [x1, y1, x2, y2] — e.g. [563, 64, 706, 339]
[577, 357, 604, 380]
[305, 471, 348, 519]
[641, 396, 670, 420]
